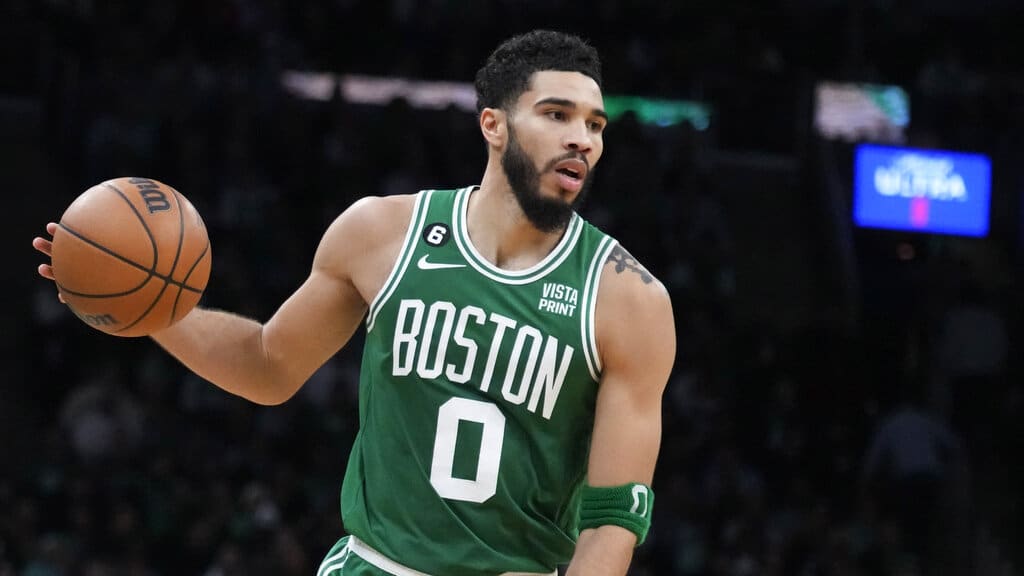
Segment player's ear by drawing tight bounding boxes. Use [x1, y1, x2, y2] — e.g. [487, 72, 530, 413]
[479, 107, 506, 148]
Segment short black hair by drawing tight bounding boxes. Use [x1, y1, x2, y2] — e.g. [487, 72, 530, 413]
[474, 30, 602, 114]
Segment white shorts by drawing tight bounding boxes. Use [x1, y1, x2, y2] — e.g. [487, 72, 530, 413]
[317, 535, 558, 576]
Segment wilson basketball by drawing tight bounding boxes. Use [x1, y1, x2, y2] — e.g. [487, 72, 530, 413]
[50, 177, 212, 337]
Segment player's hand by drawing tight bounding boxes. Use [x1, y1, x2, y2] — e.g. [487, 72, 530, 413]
[33, 222, 64, 302]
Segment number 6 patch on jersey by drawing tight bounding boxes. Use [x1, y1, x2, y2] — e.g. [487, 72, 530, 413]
[422, 223, 451, 246]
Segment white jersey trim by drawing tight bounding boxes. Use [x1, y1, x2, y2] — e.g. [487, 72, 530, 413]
[581, 237, 616, 381]
[367, 190, 434, 332]
[316, 540, 353, 576]
[349, 536, 557, 576]
[453, 187, 583, 285]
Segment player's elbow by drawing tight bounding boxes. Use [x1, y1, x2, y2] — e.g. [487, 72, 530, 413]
[249, 390, 293, 406]
[251, 330, 306, 406]
[249, 363, 333, 405]
[245, 372, 304, 406]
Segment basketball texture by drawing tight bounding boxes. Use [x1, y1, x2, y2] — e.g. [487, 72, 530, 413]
[51, 177, 212, 337]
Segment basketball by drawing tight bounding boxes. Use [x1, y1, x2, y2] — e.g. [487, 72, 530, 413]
[50, 177, 212, 337]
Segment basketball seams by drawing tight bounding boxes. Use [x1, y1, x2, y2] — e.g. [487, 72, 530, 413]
[113, 278, 174, 334]
[104, 182, 159, 270]
[180, 241, 210, 292]
[55, 223, 153, 295]
[169, 185, 210, 291]
[166, 187, 187, 281]
[56, 177, 210, 337]
[56, 223, 203, 295]
[169, 187, 211, 322]
[114, 186, 194, 334]
[156, 188, 188, 329]
[96, 180, 166, 333]
[57, 281, 146, 299]
[171, 244, 210, 323]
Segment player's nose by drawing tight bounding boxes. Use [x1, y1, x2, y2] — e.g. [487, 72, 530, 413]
[562, 121, 594, 153]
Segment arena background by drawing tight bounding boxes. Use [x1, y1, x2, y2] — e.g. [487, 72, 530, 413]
[2, 1, 1023, 574]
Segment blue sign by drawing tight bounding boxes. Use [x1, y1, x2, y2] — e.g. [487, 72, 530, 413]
[853, 144, 991, 237]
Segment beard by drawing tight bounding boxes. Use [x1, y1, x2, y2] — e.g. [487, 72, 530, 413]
[501, 123, 595, 233]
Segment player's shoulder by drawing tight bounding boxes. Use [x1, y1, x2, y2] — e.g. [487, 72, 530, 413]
[594, 243, 675, 375]
[313, 194, 420, 276]
[345, 193, 419, 227]
[597, 243, 671, 309]
[323, 194, 418, 243]
[594, 243, 673, 338]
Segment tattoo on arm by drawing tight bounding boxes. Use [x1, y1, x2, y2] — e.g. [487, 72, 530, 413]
[606, 245, 653, 284]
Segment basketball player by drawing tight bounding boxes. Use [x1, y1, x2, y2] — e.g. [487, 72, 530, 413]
[35, 31, 675, 576]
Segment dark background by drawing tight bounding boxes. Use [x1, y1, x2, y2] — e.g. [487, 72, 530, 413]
[2, 1, 1023, 575]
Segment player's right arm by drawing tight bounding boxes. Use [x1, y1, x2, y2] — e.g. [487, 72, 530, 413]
[150, 196, 411, 404]
[35, 195, 412, 406]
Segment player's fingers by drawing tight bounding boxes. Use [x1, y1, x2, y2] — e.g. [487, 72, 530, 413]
[37, 262, 64, 302]
[46, 222, 58, 236]
[33, 236, 53, 256]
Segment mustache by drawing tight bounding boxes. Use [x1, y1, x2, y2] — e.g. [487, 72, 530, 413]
[541, 151, 590, 173]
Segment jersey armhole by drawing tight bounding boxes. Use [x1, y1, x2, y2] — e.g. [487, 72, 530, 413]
[581, 237, 617, 381]
[366, 190, 434, 332]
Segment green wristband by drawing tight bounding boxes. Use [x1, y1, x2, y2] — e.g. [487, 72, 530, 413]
[579, 483, 654, 545]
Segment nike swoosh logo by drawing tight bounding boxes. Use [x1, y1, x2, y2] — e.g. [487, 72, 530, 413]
[416, 255, 467, 270]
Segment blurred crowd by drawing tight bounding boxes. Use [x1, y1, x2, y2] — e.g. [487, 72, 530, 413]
[3, 1, 1024, 575]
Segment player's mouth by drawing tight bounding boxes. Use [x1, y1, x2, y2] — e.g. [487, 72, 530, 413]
[552, 158, 588, 193]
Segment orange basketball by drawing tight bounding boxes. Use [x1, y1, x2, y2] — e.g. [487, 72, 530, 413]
[51, 177, 212, 337]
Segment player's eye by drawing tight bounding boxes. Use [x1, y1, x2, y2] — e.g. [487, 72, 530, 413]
[546, 110, 566, 121]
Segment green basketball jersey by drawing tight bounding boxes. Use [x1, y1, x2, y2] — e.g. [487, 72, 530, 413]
[340, 187, 618, 576]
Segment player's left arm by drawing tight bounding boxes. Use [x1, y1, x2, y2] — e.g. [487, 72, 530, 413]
[565, 245, 676, 576]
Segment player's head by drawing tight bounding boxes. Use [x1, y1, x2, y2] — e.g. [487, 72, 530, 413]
[475, 31, 607, 232]
[474, 30, 602, 114]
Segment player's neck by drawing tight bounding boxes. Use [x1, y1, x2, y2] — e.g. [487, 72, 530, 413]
[469, 172, 568, 272]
